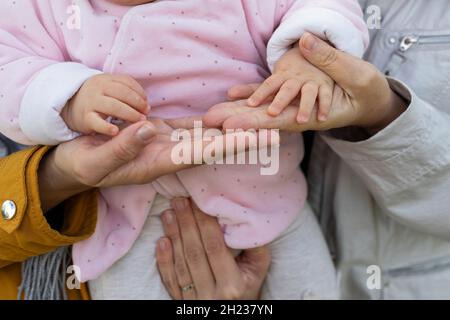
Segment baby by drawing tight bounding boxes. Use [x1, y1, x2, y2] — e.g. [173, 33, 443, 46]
[0, 0, 368, 299]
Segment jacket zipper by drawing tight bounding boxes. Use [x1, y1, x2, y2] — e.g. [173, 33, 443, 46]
[400, 34, 450, 52]
[384, 256, 450, 278]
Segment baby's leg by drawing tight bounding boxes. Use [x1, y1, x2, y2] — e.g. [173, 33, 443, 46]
[88, 195, 172, 300]
[261, 202, 338, 300]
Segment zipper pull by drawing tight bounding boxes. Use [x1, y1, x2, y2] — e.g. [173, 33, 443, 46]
[399, 35, 419, 52]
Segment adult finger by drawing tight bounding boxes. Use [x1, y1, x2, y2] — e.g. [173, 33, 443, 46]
[190, 202, 242, 295]
[235, 246, 271, 299]
[166, 116, 203, 130]
[157, 128, 276, 182]
[203, 100, 252, 128]
[171, 199, 217, 299]
[299, 33, 370, 93]
[86, 121, 157, 184]
[161, 209, 197, 300]
[236, 246, 271, 277]
[156, 237, 183, 300]
[218, 104, 301, 131]
[198, 129, 277, 166]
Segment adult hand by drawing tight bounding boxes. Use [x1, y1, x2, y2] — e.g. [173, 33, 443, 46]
[38, 120, 261, 211]
[156, 198, 271, 300]
[203, 33, 407, 135]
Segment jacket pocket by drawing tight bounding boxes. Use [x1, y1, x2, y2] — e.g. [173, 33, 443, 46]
[382, 256, 450, 300]
[383, 31, 450, 109]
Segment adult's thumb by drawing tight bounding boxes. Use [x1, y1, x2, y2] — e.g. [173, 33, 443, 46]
[96, 121, 157, 172]
[299, 32, 363, 92]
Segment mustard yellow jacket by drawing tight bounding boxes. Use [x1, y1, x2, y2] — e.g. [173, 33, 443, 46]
[0, 146, 98, 300]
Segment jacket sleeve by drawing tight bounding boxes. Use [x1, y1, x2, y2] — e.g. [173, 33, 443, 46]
[322, 78, 450, 240]
[0, 146, 97, 269]
[0, 1, 101, 146]
[267, 0, 369, 71]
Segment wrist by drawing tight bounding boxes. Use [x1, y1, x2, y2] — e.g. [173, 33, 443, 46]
[362, 89, 408, 136]
[61, 100, 78, 132]
[38, 147, 91, 212]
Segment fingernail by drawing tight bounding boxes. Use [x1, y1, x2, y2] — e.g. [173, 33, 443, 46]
[267, 107, 279, 117]
[110, 126, 119, 136]
[172, 198, 187, 211]
[297, 115, 309, 124]
[302, 33, 318, 51]
[137, 124, 154, 141]
[163, 210, 174, 224]
[318, 113, 328, 122]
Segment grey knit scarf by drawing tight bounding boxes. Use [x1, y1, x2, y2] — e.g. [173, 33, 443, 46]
[18, 246, 71, 300]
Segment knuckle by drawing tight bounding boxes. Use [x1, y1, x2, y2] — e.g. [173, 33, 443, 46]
[91, 74, 108, 86]
[320, 91, 333, 101]
[263, 76, 280, 88]
[358, 76, 372, 89]
[282, 83, 298, 93]
[135, 92, 145, 104]
[176, 216, 192, 230]
[358, 65, 380, 89]
[168, 231, 181, 243]
[204, 236, 225, 257]
[174, 261, 189, 279]
[112, 142, 137, 162]
[184, 245, 204, 266]
[302, 83, 317, 94]
[320, 48, 339, 68]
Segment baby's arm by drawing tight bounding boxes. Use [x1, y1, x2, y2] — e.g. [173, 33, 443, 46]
[248, 0, 369, 123]
[0, 2, 147, 145]
[0, 1, 95, 145]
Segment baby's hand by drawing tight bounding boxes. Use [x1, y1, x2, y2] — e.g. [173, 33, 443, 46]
[248, 44, 334, 123]
[62, 74, 149, 136]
